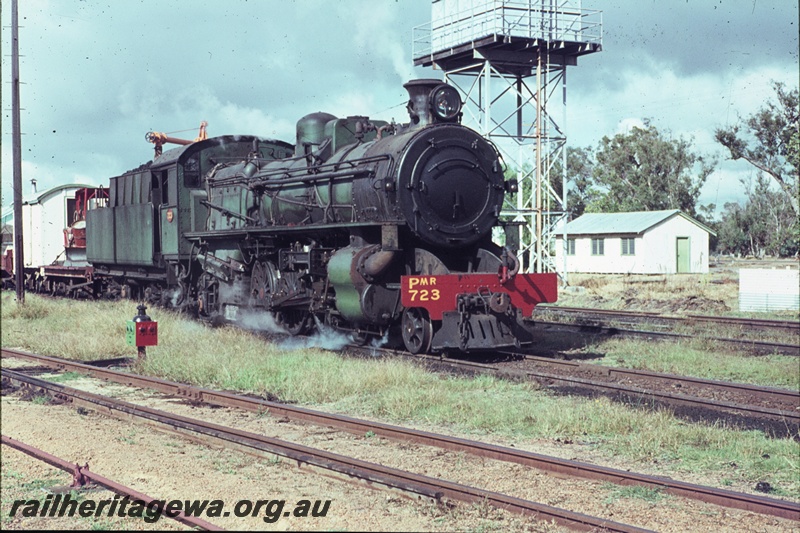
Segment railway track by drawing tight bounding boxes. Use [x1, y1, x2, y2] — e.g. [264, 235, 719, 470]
[1, 435, 222, 531]
[519, 354, 799, 436]
[361, 347, 799, 436]
[535, 306, 800, 356]
[2, 367, 651, 532]
[533, 320, 800, 356]
[2, 348, 798, 523]
[537, 306, 800, 334]
[517, 353, 799, 412]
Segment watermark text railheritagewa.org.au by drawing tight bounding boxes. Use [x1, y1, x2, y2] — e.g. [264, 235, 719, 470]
[8, 494, 331, 524]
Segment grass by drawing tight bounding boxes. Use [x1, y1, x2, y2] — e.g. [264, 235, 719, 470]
[539, 261, 799, 387]
[115, 429, 139, 445]
[602, 483, 667, 504]
[0, 466, 140, 531]
[2, 293, 135, 360]
[558, 273, 737, 314]
[1, 472, 57, 526]
[589, 338, 800, 389]
[19, 477, 63, 491]
[30, 395, 54, 405]
[3, 296, 52, 320]
[48, 371, 84, 383]
[2, 292, 799, 499]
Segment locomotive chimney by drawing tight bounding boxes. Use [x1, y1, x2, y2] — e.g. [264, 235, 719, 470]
[404, 79, 439, 128]
[404, 79, 462, 128]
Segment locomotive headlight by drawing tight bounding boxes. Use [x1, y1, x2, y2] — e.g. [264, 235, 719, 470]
[430, 85, 461, 121]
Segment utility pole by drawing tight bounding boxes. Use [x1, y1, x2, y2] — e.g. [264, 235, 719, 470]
[11, 0, 25, 303]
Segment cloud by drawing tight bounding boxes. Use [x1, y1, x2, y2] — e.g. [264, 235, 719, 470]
[615, 117, 646, 135]
[570, 58, 796, 146]
[587, 0, 798, 76]
[569, 59, 797, 214]
[1, 0, 797, 213]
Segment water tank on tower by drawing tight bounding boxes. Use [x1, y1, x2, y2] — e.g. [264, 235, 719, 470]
[413, 0, 602, 277]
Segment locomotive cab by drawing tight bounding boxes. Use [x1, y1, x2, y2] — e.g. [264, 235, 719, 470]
[86, 135, 293, 303]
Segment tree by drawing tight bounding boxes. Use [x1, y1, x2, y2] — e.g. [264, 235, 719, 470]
[715, 81, 799, 217]
[548, 146, 598, 219]
[715, 175, 799, 257]
[715, 201, 748, 256]
[504, 146, 597, 219]
[588, 122, 715, 216]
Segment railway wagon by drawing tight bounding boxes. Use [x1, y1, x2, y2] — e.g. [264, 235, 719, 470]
[2, 184, 108, 296]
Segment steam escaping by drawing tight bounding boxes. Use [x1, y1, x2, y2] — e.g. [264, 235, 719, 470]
[238, 310, 288, 334]
[162, 288, 183, 308]
[176, 319, 206, 334]
[278, 316, 351, 352]
[368, 331, 389, 356]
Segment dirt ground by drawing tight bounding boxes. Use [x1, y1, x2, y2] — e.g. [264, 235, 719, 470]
[555, 258, 800, 317]
[2, 359, 796, 532]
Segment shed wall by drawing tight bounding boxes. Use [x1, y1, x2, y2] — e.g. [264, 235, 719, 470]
[556, 215, 710, 274]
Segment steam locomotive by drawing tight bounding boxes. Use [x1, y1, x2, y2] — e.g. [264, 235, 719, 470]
[26, 79, 559, 353]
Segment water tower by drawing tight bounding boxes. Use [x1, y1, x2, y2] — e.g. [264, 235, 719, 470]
[413, 0, 602, 276]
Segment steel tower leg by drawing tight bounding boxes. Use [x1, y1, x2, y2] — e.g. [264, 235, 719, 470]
[445, 57, 568, 276]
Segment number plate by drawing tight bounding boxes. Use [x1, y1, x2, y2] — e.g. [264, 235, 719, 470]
[400, 273, 558, 320]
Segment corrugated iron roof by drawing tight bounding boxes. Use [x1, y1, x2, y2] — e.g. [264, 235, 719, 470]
[560, 209, 716, 236]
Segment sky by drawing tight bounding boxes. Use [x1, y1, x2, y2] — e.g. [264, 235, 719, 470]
[1, 0, 798, 216]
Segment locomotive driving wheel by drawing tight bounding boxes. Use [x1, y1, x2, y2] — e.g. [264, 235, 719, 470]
[250, 260, 278, 306]
[401, 307, 433, 354]
[275, 310, 312, 336]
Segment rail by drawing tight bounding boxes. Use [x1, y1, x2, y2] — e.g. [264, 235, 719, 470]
[1, 435, 222, 531]
[3, 367, 650, 532]
[3, 348, 798, 522]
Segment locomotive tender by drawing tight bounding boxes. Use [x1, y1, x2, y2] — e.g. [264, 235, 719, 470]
[82, 79, 557, 353]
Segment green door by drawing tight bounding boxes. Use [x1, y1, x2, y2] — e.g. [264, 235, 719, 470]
[676, 237, 690, 273]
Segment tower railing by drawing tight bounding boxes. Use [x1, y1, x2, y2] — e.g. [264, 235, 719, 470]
[413, 1, 602, 61]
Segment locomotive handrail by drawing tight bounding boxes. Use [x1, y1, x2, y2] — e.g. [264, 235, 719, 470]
[213, 167, 376, 190]
[256, 167, 378, 187]
[260, 193, 357, 227]
[182, 221, 381, 240]
[199, 200, 256, 223]
[260, 152, 389, 175]
[208, 154, 393, 188]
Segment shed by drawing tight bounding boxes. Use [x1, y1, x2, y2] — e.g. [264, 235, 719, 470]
[555, 210, 716, 274]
